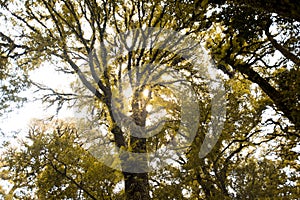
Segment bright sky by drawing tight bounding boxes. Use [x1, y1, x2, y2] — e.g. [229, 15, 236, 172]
[0, 63, 76, 145]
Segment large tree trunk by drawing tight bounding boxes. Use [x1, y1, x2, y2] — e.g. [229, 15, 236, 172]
[123, 170, 150, 200]
[111, 90, 150, 200]
[124, 91, 150, 200]
[123, 134, 150, 200]
[111, 125, 150, 200]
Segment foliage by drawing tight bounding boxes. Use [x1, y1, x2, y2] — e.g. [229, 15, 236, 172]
[0, 0, 299, 199]
[206, 1, 300, 129]
[1, 120, 123, 199]
[1, 78, 299, 199]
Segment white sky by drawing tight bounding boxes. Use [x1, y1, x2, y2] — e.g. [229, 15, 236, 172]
[0, 63, 76, 144]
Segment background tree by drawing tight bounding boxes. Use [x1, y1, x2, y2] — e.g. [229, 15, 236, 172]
[1, 120, 124, 199]
[206, 1, 300, 130]
[0, 30, 29, 116]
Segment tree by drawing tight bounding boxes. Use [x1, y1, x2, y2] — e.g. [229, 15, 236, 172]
[206, 1, 300, 130]
[1, 78, 299, 199]
[1, 0, 299, 199]
[0, 0, 212, 199]
[0, 31, 29, 116]
[1, 120, 124, 199]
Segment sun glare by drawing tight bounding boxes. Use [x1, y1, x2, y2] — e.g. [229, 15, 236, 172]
[142, 88, 150, 98]
[146, 104, 152, 112]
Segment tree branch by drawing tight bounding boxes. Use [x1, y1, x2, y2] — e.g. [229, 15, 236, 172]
[265, 19, 300, 66]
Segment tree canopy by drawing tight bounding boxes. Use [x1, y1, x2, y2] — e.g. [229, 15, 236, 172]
[0, 0, 299, 199]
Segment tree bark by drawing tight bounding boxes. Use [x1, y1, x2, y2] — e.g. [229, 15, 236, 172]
[111, 90, 150, 200]
[265, 19, 300, 66]
[124, 91, 150, 200]
[111, 123, 150, 200]
[234, 63, 299, 129]
[123, 171, 150, 200]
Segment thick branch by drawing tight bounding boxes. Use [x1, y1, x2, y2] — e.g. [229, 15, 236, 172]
[234, 63, 298, 128]
[265, 20, 300, 66]
[61, 52, 104, 100]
